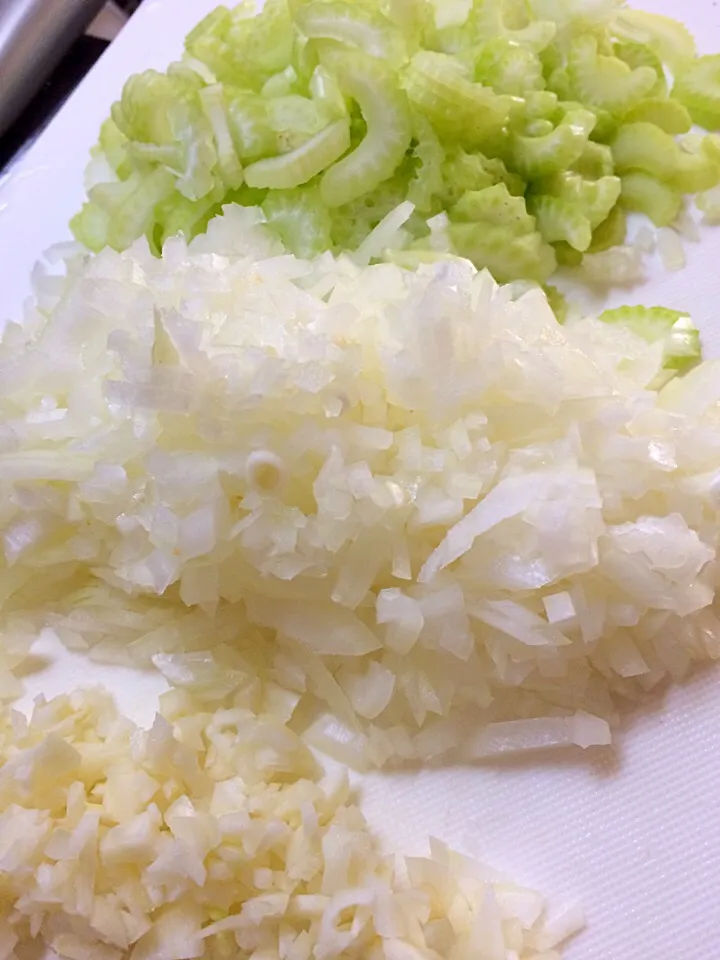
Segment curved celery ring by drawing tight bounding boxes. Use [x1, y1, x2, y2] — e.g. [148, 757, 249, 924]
[620, 172, 682, 226]
[527, 195, 592, 252]
[245, 118, 350, 189]
[587, 205, 627, 254]
[512, 108, 596, 180]
[568, 35, 657, 114]
[403, 51, 512, 149]
[449, 223, 556, 284]
[599, 305, 700, 374]
[611, 122, 679, 181]
[613, 9, 696, 71]
[474, 39, 544, 97]
[623, 97, 691, 135]
[450, 183, 535, 236]
[614, 41, 667, 97]
[295, 1, 407, 66]
[320, 51, 412, 208]
[673, 55, 720, 131]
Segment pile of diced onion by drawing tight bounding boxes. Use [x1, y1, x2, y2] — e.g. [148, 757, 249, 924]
[0, 685, 581, 960]
[2, 205, 720, 773]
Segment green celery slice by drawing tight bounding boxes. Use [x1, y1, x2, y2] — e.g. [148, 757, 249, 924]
[623, 98, 692, 135]
[245, 118, 350, 189]
[568, 34, 657, 114]
[403, 51, 513, 148]
[511, 108, 596, 179]
[450, 223, 557, 283]
[319, 51, 412, 207]
[620, 172, 682, 227]
[450, 183, 535, 236]
[612, 9, 696, 71]
[673, 55, 720, 131]
[611, 122, 679, 181]
[474, 38, 544, 96]
[528, 194, 592, 251]
[587, 204, 626, 253]
[295, 1, 407, 65]
[262, 186, 333, 257]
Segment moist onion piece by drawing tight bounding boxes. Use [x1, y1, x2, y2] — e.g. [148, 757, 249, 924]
[0, 685, 582, 960]
[2, 205, 720, 768]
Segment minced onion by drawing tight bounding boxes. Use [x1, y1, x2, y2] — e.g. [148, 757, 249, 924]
[2, 205, 720, 768]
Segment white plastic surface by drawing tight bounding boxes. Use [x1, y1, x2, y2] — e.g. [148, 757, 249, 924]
[2, 2, 720, 957]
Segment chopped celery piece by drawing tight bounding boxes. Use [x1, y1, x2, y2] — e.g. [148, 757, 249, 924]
[587, 204, 626, 253]
[226, 91, 276, 161]
[544, 284, 568, 323]
[568, 35, 656, 114]
[439, 148, 523, 206]
[613, 10, 696, 71]
[295, 1, 407, 65]
[474, 39, 544, 96]
[671, 151, 720, 194]
[450, 223, 556, 283]
[528, 195, 592, 251]
[262, 186, 333, 257]
[199, 84, 243, 188]
[673, 55, 720, 132]
[407, 114, 444, 212]
[623, 98, 691, 135]
[572, 141, 614, 179]
[599, 305, 701, 374]
[245, 119, 350, 188]
[474, 0, 556, 51]
[611, 122, 679, 181]
[553, 241, 583, 267]
[536, 172, 621, 230]
[512, 108, 596, 179]
[320, 51, 411, 207]
[450, 183, 535, 235]
[404, 51, 512, 148]
[613, 41, 667, 97]
[620, 172, 682, 227]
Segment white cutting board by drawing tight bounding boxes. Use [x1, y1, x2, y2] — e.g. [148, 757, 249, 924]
[3, 3, 720, 958]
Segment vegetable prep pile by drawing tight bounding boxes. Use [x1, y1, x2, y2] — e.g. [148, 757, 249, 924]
[6, 1, 720, 959]
[73, 0, 720, 285]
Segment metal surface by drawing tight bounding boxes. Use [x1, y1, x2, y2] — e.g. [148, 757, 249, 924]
[0, 0, 107, 139]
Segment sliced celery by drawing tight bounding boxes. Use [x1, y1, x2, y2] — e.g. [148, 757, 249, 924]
[611, 122, 679, 181]
[613, 41, 667, 98]
[620, 172, 682, 227]
[568, 35, 656, 114]
[512, 108, 596, 179]
[528, 195, 592, 251]
[262, 186, 333, 257]
[407, 114, 444, 212]
[624, 98, 692, 135]
[613, 10, 696, 71]
[403, 51, 512, 148]
[474, 39, 544, 96]
[320, 51, 411, 207]
[450, 223, 556, 283]
[245, 118, 350, 189]
[296, 1, 407, 65]
[572, 141, 614, 180]
[226, 91, 276, 161]
[199, 84, 244, 189]
[587, 204, 626, 254]
[673, 55, 720, 132]
[451, 183, 535, 235]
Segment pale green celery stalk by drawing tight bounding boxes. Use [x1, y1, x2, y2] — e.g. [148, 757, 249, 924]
[620, 172, 682, 227]
[568, 34, 657, 113]
[319, 51, 412, 207]
[245, 119, 350, 189]
[673, 55, 720, 131]
[512, 108, 596, 179]
[527, 195, 592, 251]
[262, 187, 333, 257]
[403, 50, 513, 148]
[295, 1, 408, 65]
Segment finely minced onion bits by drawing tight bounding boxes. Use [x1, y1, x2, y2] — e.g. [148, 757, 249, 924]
[2, 205, 720, 767]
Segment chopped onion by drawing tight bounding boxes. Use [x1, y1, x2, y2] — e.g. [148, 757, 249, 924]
[2, 206, 720, 767]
